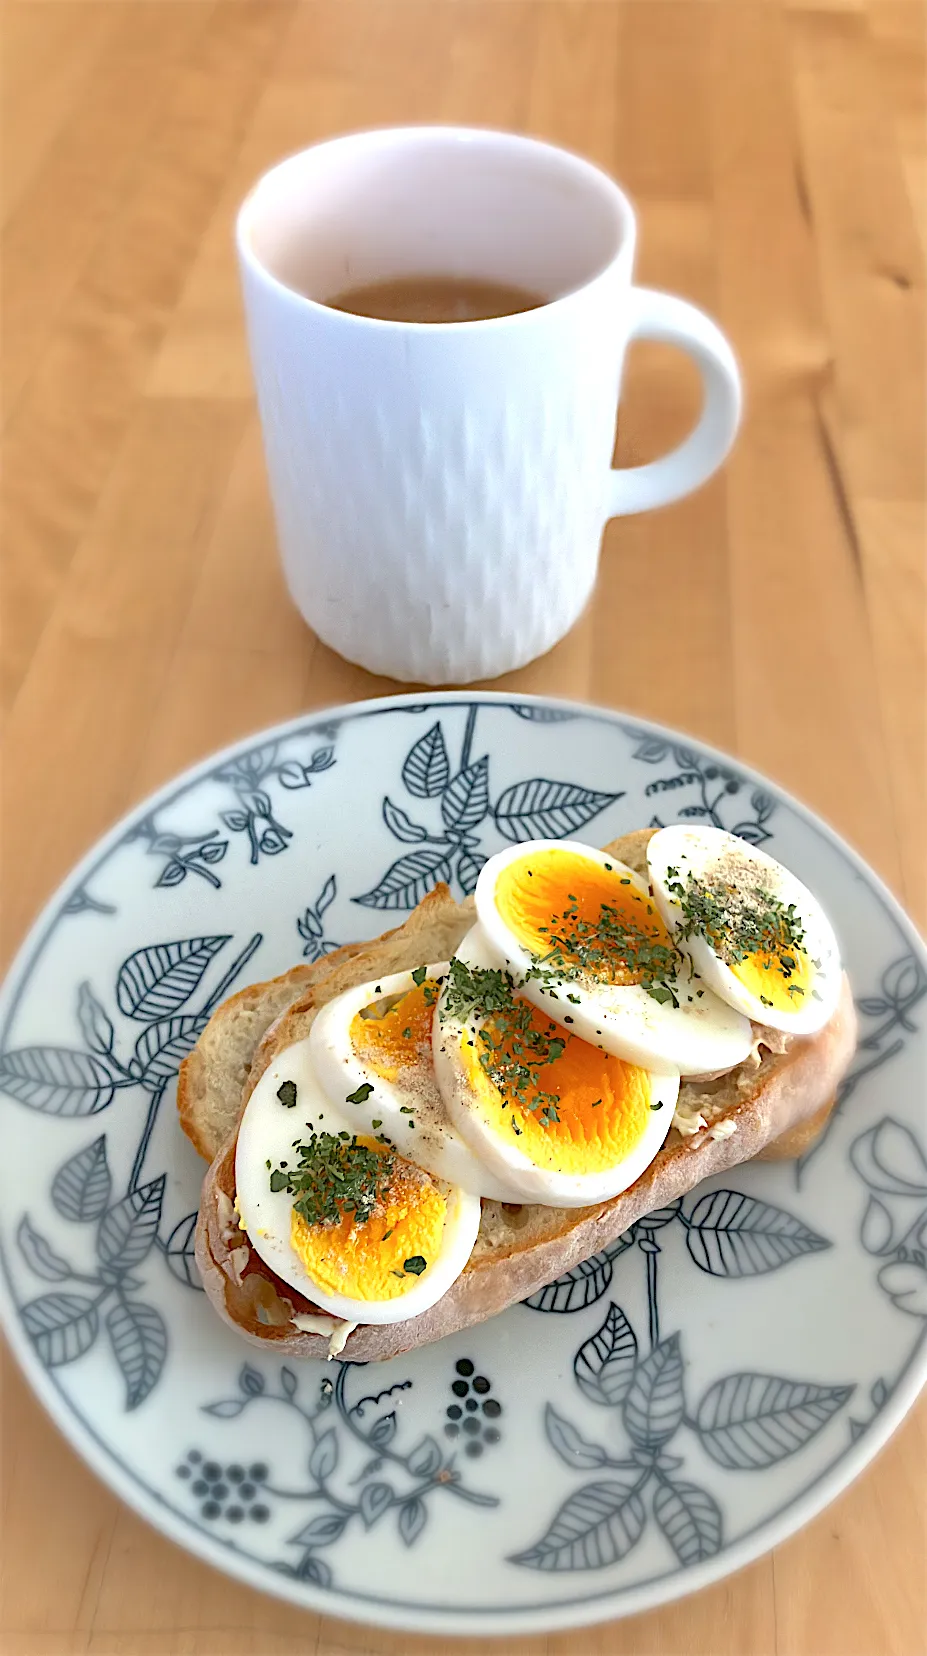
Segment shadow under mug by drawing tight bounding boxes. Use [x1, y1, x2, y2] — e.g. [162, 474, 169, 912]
[237, 127, 742, 685]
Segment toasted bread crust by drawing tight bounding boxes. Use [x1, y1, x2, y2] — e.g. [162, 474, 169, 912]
[195, 975, 855, 1359]
[185, 827, 857, 1362]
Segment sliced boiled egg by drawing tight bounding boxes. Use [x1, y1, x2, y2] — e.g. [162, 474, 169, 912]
[474, 839, 753, 1077]
[308, 965, 524, 1201]
[647, 825, 841, 1034]
[432, 928, 678, 1207]
[235, 1049, 480, 1324]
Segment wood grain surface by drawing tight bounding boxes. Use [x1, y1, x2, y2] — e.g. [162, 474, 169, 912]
[2, 2, 925, 1653]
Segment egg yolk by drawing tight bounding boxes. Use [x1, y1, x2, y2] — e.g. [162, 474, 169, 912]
[349, 978, 439, 1081]
[731, 945, 814, 1012]
[665, 855, 815, 1015]
[459, 1005, 652, 1174]
[290, 1142, 447, 1301]
[494, 849, 675, 987]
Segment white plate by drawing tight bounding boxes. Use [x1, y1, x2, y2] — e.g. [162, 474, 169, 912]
[1, 692, 925, 1636]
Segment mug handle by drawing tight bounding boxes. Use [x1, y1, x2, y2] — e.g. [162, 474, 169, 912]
[606, 287, 742, 518]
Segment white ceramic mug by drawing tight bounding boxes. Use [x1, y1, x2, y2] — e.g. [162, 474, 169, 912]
[237, 127, 741, 684]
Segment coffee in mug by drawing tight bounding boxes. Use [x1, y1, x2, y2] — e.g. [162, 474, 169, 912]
[237, 127, 741, 684]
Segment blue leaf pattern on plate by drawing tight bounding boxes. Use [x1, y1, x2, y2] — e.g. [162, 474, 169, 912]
[653, 1480, 723, 1565]
[51, 1136, 112, 1221]
[22, 1293, 99, 1365]
[0, 697, 924, 1624]
[0, 1047, 121, 1116]
[16, 1217, 71, 1282]
[493, 778, 621, 843]
[107, 1299, 167, 1410]
[573, 1304, 638, 1406]
[402, 725, 451, 799]
[116, 937, 229, 1021]
[683, 1191, 831, 1277]
[695, 1374, 855, 1469]
[623, 1336, 685, 1448]
[511, 1476, 647, 1571]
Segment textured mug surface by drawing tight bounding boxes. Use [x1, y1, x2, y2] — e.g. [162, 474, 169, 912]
[237, 129, 742, 683]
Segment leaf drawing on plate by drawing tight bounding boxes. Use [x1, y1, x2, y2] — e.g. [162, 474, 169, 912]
[165, 1211, 201, 1290]
[493, 779, 621, 843]
[382, 798, 430, 842]
[106, 1299, 168, 1409]
[51, 1136, 112, 1220]
[441, 757, 490, 831]
[309, 1429, 339, 1481]
[511, 705, 579, 723]
[574, 1303, 638, 1406]
[0, 1047, 121, 1116]
[359, 1482, 394, 1526]
[16, 1216, 72, 1281]
[355, 847, 454, 910]
[398, 1497, 427, 1546]
[695, 1373, 855, 1469]
[132, 1015, 209, 1084]
[456, 848, 484, 896]
[623, 1334, 685, 1448]
[402, 723, 451, 799]
[22, 1293, 100, 1366]
[683, 1190, 830, 1277]
[116, 936, 229, 1021]
[406, 1435, 442, 1477]
[510, 1476, 647, 1571]
[631, 736, 671, 764]
[291, 1512, 349, 1548]
[653, 1480, 723, 1565]
[97, 1177, 165, 1270]
[522, 1234, 633, 1313]
[77, 983, 115, 1056]
[517, 1198, 853, 1573]
[544, 1405, 610, 1470]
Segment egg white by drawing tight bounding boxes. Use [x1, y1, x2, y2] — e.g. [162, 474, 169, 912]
[308, 964, 524, 1200]
[647, 825, 842, 1034]
[235, 1048, 481, 1324]
[432, 926, 679, 1207]
[474, 838, 753, 1077]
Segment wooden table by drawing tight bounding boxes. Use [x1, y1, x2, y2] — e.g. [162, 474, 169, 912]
[2, 2, 925, 1653]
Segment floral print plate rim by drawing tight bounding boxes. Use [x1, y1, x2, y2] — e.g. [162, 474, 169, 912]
[0, 690, 924, 1638]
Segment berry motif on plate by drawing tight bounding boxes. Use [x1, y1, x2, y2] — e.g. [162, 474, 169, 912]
[179, 1359, 501, 1588]
[444, 1358, 503, 1456]
[175, 1451, 271, 1525]
[0, 696, 925, 1628]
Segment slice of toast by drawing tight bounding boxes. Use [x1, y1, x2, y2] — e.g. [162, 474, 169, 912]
[184, 831, 857, 1361]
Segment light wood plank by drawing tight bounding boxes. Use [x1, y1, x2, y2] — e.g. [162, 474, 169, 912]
[1, 1, 293, 715]
[1, 396, 248, 962]
[0, 1, 120, 230]
[150, 0, 459, 399]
